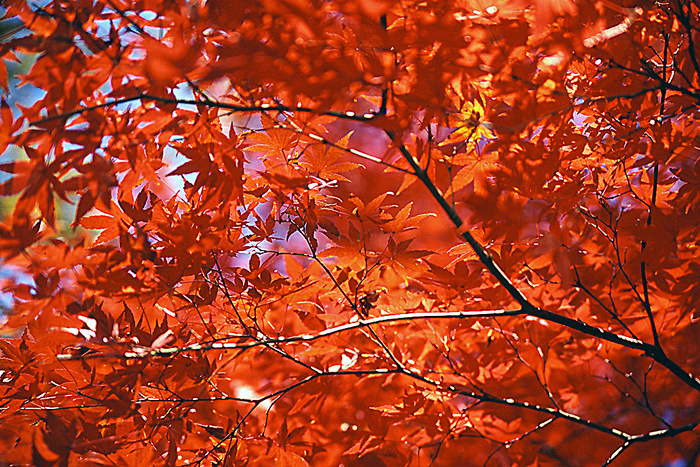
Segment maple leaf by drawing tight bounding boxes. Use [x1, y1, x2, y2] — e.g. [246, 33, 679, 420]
[300, 132, 364, 181]
[439, 100, 494, 150]
[445, 149, 499, 197]
[245, 127, 301, 165]
[79, 200, 132, 245]
[0, 97, 22, 155]
[0, 213, 42, 259]
[381, 202, 435, 233]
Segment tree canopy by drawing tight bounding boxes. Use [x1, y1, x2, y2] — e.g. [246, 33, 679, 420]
[1, 1, 700, 466]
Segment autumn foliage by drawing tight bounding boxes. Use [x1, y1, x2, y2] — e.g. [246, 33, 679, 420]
[1, 0, 700, 466]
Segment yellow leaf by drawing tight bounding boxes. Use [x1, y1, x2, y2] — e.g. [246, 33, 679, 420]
[439, 100, 494, 147]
